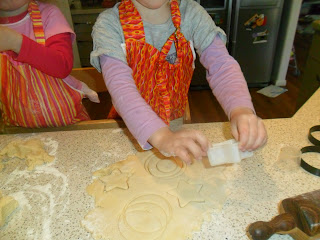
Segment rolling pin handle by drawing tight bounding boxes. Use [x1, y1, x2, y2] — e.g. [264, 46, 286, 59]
[248, 213, 296, 240]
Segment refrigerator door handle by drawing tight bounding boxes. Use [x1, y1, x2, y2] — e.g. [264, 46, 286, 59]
[226, 0, 233, 45]
[231, 41, 237, 56]
[231, 0, 241, 56]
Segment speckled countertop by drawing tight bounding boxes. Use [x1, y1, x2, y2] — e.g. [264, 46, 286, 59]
[1, 88, 320, 240]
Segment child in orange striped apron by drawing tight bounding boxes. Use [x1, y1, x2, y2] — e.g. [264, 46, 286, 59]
[0, 0, 99, 128]
[91, 0, 267, 163]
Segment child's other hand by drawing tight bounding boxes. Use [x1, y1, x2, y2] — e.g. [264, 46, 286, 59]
[148, 127, 209, 164]
[0, 26, 23, 53]
[230, 107, 267, 151]
[80, 82, 100, 103]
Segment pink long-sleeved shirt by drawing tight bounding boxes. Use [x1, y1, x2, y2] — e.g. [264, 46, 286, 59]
[100, 36, 254, 149]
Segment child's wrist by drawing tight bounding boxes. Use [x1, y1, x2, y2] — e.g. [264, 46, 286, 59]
[11, 32, 23, 54]
[148, 127, 171, 148]
[230, 107, 254, 120]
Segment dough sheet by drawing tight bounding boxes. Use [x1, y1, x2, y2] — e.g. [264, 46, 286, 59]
[0, 138, 54, 171]
[82, 151, 230, 240]
[0, 190, 19, 228]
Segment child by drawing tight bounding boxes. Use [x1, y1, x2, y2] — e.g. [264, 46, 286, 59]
[91, 0, 267, 163]
[0, 0, 99, 128]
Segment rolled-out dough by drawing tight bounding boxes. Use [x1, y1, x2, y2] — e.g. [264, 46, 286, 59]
[82, 151, 230, 240]
[0, 139, 54, 170]
[0, 191, 19, 228]
[167, 179, 205, 207]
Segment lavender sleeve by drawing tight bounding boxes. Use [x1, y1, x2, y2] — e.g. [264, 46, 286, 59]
[100, 55, 167, 150]
[200, 36, 255, 118]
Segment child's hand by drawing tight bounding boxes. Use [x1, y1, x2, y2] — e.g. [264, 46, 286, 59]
[0, 26, 23, 53]
[80, 82, 100, 103]
[230, 107, 267, 151]
[148, 127, 209, 164]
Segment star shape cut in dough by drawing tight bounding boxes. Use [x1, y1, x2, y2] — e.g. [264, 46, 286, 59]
[99, 169, 129, 192]
[168, 180, 205, 207]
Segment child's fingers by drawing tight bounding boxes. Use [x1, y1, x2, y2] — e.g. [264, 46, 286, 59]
[179, 129, 209, 152]
[88, 91, 100, 103]
[231, 123, 240, 142]
[237, 120, 250, 151]
[251, 120, 267, 150]
[154, 128, 209, 164]
[238, 117, 267, 151]
[175, 146, 191, 164]
[244, 119, 258, 151]
[193, 131, 210, 152]
[181, 138, 204, 161]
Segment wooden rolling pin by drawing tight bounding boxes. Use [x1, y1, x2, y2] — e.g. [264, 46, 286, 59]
[248, 189, 320, 240]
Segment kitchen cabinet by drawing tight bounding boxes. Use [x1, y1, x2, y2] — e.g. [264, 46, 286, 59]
[71, 8, 105, 67]
[296, 20, 320, 109]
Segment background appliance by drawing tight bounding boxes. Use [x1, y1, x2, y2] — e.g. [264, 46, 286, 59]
[194, 0, 231, 42]
[191, 0, 232, 89]
[229, 0, 284, 87]
[192, 0, 284, 88]
[271, 0, 302, 86]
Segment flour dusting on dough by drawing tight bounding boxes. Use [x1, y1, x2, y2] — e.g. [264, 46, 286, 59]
[0, 138, 57, 171]
[10, 191, 31, 210]
[41, 137, 59, 156]
[0, 190, 19, 227]
[82, 151, 230, 240]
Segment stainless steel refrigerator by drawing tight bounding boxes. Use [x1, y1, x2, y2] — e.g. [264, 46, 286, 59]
[191, 0, 232, 89]
[229, 0, 284, 87]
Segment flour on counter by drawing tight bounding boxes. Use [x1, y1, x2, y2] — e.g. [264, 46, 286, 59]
[112, 129, 123, 133]
[41, 137, 59, 156]
[0, 159, 70, 240]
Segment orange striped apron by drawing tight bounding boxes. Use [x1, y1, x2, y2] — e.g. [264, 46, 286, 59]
[0, 1, 89, 128]
[108, 0, 194, 124]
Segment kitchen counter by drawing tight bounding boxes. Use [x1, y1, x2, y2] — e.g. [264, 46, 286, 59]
[1, 87, 320, 240]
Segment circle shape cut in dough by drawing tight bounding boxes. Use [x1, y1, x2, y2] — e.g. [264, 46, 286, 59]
[156, 160, 177, 173]
[118, 194, 172, 240]
[144, 156, 186, 179]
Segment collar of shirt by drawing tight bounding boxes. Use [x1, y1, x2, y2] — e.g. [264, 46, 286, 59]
[0, 10, 28, 24]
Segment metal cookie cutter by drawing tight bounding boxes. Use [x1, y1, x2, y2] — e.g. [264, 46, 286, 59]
[300, 125, 320, 177]
[308, 125, 320, 146]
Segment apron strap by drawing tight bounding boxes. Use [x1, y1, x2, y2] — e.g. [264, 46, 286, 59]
[28, 1, 46, 45]
[120, 0, 183, 47]
[119, 0, 146, 43]
[171, 0, 181, 29]
[159, 0, 185, 61]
